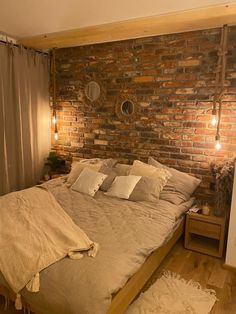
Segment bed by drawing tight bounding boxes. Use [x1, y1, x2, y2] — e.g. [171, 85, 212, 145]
[0, 161, 196, 314]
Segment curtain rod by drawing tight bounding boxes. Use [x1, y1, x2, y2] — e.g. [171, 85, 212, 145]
[0, 38, 48, 55]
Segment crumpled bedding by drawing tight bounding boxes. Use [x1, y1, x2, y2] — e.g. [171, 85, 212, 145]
[0, 186, 98, 294]
[0, 178, 194, 314]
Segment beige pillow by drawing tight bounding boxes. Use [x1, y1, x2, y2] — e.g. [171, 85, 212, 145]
[105, 175, 141, 199]
[80, 158, 117, 168]
[67, 162, 101, 187]
[100, 164, 133, 191]
[100, 167, 117, 192]
[148, 157, 201, 205]
[113, 163, 132, 176]
[129, 160, 171, 182]
[71, 168, 107, 197]
[129, 176, 166, 202]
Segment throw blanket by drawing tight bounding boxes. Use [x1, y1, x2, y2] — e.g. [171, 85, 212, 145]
[0, 186, 98, 296]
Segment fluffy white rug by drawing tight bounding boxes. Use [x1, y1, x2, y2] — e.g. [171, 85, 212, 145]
[127, 271, 217, 314]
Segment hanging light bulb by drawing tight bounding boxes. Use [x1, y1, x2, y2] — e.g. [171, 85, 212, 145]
[54, 123, 58, 141]
[215, 135, 221, 151]
[211, 115, 218, 126]
[211, 108, 217, 126]
[52, 115, 57, 124]
[215, 140, 221, 151]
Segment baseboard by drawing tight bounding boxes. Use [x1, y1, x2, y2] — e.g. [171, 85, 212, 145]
[223, 263, 236, 272]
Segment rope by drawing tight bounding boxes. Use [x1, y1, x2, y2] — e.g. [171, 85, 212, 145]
[214, 25, 228, 141]
[212, 26, 225, 115]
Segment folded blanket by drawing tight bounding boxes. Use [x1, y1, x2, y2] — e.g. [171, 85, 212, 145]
[0, 186, 98, 297]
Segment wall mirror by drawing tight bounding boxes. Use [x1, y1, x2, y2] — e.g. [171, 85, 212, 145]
[85, 81, 101, 102]
[121, 100, 134, 116]
[116, 95, 138, 122]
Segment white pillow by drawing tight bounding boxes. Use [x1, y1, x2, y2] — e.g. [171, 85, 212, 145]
[67, 162, 101, 187]
[105, 175, 141, 199]
[71, 168, 107, 197]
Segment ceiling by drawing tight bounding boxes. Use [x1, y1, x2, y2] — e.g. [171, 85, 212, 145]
[0, 0, 235, 39]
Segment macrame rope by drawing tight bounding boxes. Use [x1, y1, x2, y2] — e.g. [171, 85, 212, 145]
[215, 25, 228, 140]
[212, 26, 225, 115]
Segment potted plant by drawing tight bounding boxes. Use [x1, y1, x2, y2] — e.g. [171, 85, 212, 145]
[45, 151, 67, 178]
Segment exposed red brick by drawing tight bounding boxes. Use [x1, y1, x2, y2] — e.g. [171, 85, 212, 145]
[52, 26, 236, 200]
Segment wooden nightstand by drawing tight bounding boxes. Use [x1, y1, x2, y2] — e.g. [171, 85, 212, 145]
[185, 211, 228, 258]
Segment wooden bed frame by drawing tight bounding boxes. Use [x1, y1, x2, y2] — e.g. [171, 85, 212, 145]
[108, 219, 185, 313]
[0, 219, 184, 313]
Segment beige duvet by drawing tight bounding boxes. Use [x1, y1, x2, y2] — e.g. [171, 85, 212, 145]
[0, 178, 194, 314]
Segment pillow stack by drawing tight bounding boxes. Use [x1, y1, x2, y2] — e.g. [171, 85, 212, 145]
[148, 157, 201, 205]
[65, 157, 201, 203]
[105, 160, 171, 201]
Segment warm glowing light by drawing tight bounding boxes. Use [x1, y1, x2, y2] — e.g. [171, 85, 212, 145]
[215, 140, 222, 151]
[211, 115, 218, 126]
[52, 116, 57, 124]
[54, 132, 59, 141]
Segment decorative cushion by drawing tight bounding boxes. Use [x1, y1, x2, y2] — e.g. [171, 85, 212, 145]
[71, 168, 107, 197]
[129, 176, 167, 202]
[113, 163, 132, 176]
[105, 175, 141, 199]
[148, 157, 201, 205]
[99, 167, 117, 192]
[129, 160, 171, 181]
[67, 162, 101, 187]
[100, 163, 135, 191]
[80, 158, 117, 168]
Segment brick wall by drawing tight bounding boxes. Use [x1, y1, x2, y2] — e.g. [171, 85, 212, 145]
[53, 27, 236, 198]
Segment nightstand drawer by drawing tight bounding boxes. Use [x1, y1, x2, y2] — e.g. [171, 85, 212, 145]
[189, 219, 221, 239]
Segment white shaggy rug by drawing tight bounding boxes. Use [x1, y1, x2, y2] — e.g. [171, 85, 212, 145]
[127, 271, 217, 314]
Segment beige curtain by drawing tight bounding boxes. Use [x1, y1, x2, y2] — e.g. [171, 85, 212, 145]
[0, 43, 50, 195]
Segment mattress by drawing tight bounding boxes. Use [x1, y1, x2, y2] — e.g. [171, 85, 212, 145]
[0, 178, 194, 314]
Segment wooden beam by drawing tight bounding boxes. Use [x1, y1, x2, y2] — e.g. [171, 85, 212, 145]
[19, 3, 236, 50]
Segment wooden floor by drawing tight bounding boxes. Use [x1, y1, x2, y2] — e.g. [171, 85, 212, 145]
[1, 239, 236, 314]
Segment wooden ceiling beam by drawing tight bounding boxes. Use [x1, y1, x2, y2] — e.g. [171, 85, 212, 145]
[19, 3, 236, 50]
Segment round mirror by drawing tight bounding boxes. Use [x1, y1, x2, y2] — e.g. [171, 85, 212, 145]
[85, 81, 101, 102]
[121, 100, 134, 116]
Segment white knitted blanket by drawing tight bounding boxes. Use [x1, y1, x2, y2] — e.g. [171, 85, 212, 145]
[0, 186, 98, 297]
[127, 271, 217, 314]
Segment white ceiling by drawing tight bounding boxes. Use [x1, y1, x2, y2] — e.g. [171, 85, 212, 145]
[0, 0, 235, 39]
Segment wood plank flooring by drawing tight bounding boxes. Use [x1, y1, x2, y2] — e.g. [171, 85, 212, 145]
[1, 239, 236, 313]
[143, 239, 236, 314]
